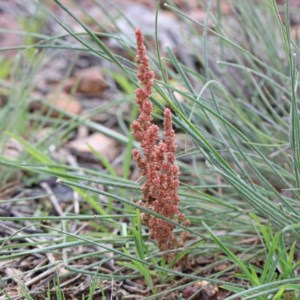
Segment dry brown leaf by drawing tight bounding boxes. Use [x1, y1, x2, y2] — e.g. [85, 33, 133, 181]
[77, 125, 89, 140]
[34, 127, 54, 142]
[5, 267, 24, 285]
[66, 132, 118, 161]
[173, 83, 189, 103]
[0, 14, 22, 58]
[3, 138, 23, 159]
[291, 25, 300, 40]
[65, 67, 107, 95]
[213, 2, 232, 15]
[194, 281, 219, 297]
[46, 91, 82, 116]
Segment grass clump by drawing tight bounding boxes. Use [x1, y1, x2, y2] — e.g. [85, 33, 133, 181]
[1, 0, 300, 299]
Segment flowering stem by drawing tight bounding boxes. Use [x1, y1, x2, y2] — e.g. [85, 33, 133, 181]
[132, 28, 190, 262]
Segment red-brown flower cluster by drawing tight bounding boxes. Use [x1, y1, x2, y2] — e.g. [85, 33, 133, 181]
[132, 28, 190, 260]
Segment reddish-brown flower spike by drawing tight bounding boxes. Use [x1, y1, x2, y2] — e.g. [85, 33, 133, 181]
[132, 28, 189, 262]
